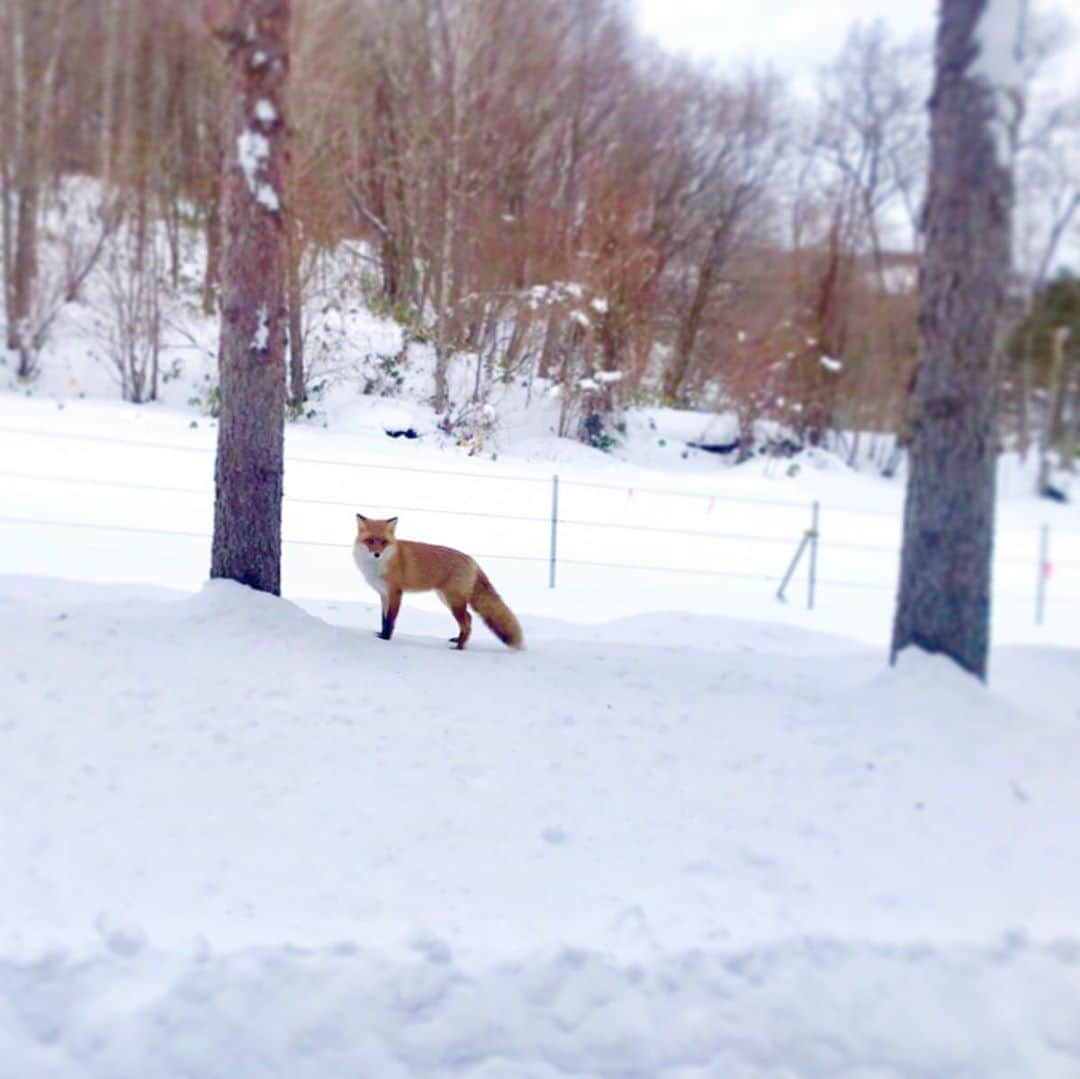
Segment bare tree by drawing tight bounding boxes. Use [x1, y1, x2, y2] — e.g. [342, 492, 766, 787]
[99, 220, 162, 403]
[814, 23, 930, 454]
[3, 0, 1065, 468]
[891, 0, 1026, 680]
[2, 0, 67, 376]
[207, 0, 290, 595]
[661, 71, 785, 403]
[0, 0, 114, 377]
[1009, 12, 1080, 463]
[1035, 325, 1071, 491]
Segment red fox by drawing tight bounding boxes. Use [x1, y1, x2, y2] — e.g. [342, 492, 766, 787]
[353, 514, 525, 650]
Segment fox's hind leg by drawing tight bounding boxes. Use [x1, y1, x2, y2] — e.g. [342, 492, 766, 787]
[440, 588, 472, 649]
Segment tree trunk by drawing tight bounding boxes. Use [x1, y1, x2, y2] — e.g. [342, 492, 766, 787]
[200, 90, 225, 316]
[98, 0, 119, 188]
[431, 160, 458, 414]
[0, 163, 11, 338]
[11, 173, 37, 371]
[537, 307, 561, 381]
[370, 65, 407, 304]
[430, 0, 460, 416]
[209, 0, 290, 596]
[1061, 362, 1080, 474]
[9, 0, 41, 369]
[202, 191, 222, 315]
[1016, 332, 1033, 460]
[0, 7, 15, 346]
[1035, 326, 1069, 493]
[286, 205, 304, 410]
[662, 232, 720, 404]
[891, 0, 1022, 681]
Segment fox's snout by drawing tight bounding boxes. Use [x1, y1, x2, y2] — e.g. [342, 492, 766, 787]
[360, 536, 391, 557]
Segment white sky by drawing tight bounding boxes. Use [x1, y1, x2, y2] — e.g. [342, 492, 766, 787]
[633, 0, 1078, 93]
[634, 0, 1080, 271]
[634, 0, 936, 83]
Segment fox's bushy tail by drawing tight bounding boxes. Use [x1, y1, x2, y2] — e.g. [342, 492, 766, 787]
[469, 569, 525, 650]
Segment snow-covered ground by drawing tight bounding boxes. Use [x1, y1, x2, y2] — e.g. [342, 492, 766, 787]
[2, 388, 1080, 1075]
[3, 572, 1080, 1076]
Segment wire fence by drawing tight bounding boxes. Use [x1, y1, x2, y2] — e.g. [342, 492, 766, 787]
[1, 423, 1078, 623]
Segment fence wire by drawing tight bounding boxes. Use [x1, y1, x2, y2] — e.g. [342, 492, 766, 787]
[1, 426, 1077, 617]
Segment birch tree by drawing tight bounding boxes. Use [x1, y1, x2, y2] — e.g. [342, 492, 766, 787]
[891, 0, 1026, 680]
[207, 0, 290, 595]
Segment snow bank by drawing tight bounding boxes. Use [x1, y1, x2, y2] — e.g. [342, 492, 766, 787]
[2, 937, 1078, 1077]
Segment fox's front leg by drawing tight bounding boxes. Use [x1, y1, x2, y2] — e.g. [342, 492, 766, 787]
[377, 587, 402, 641]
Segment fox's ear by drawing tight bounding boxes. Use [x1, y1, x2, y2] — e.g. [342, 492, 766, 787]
[356, 513, 367, 523]
[386, 516, 398, 530]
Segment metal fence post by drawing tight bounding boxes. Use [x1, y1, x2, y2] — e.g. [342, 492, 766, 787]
[777, 500, 820, 606]
[1036, 523, 1049, 626]
[549, 473, 559, 588]
[776, 533, 810, 603]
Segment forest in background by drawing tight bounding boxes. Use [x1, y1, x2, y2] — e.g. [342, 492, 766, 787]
[1, 0, 1078, 468]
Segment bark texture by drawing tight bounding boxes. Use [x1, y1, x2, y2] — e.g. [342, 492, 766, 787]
[286, 202, 304, 410]
[7, 0, 44, 372]
[891, 0, 1020, 679]
[209, 0, 289, 595]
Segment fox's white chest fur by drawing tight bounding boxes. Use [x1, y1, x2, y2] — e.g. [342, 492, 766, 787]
[353, 542, 396, 599]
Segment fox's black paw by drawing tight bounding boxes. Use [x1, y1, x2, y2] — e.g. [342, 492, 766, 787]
[376, 631, 392, 641]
